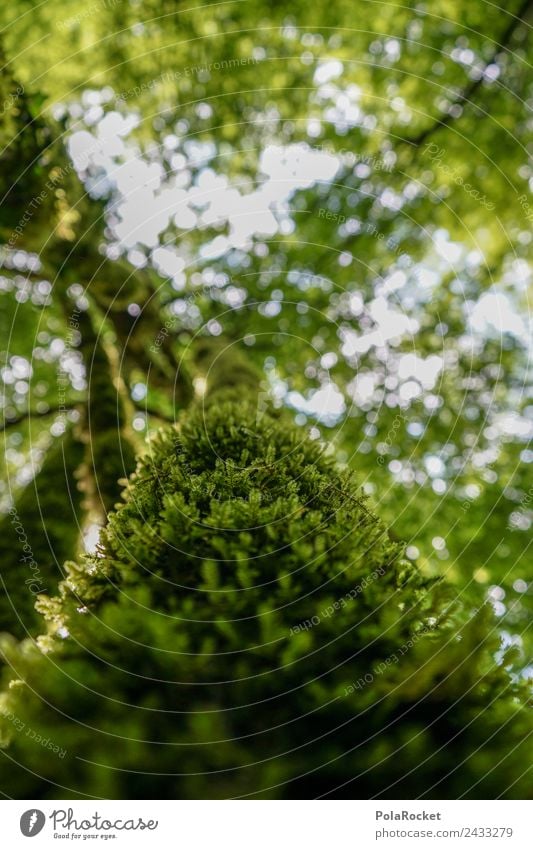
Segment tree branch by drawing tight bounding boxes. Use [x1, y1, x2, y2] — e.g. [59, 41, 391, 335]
[133, 402, 176, 424]
[1, 405, 72, 432]
[404, 0, 533, 148]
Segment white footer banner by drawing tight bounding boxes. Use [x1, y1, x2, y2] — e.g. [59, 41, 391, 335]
[0, 800, 529, 848]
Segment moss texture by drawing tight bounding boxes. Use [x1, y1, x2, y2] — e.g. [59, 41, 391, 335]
[0, 397, 530, 799]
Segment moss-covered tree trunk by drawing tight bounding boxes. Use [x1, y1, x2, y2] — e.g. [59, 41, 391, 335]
[0, 430, 84, 638]
[0, 351, 530, 799]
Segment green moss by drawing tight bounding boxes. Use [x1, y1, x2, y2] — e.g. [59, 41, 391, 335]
[0, 398, 530, 798]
